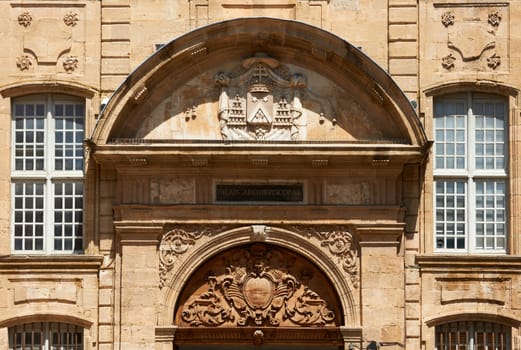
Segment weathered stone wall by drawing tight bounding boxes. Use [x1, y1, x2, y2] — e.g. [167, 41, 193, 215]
[0, 1, 519, 350]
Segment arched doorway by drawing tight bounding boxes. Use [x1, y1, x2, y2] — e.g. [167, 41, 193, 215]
[91, 17, 428, 350]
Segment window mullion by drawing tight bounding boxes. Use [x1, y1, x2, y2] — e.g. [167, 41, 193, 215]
[468, 97, 476, 253]
[45, 97, 54, 254]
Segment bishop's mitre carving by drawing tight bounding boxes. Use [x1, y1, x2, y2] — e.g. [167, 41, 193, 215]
[215, 53, 305, 141]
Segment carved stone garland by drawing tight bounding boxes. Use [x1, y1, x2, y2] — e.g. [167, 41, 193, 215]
[180, 244, 336, 327]
[159, 226, 226, 288]
[289, 225, 359, 288]
[159, 225, 360, 289]
[215, 53, 305, 141]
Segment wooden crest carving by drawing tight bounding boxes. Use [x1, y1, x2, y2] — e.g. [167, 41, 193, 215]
[177, 244, 338, 327]
[215, 53, 305, 141]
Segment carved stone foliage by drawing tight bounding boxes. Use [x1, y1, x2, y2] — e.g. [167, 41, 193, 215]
[16, 54, 32, 71]
[63, 56, 79, 73]
[441, 53, 456, 70]
[214, 53, 305, 141]
[487, 53, 501, 70]
[438, 5, 507, 71]
[441, 11, 455, 27]
[159, 225, 227, 288]
[289, 226, 359, 288]
[18, 12, 33, 27]
[178, 244, 337, 327]
[63, 12, 79, 26]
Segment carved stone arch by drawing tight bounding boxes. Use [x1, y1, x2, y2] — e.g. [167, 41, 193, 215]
[91, 18, 428, 147]
[0, 313, 94, 329]
[0, 80, 97, 99]
[424, 312, 521, 328]
[158, 225, 359, 328]
[423, 79, 519, 98]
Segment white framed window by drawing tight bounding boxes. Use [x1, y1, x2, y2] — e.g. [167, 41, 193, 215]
[9, 322, 83, 350]
[11, 95, 84, 254]
[435, 321, 510, 350]
[434, 93, 507, 253]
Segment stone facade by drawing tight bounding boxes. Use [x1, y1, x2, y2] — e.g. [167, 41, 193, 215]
[0, 1, 519, 350]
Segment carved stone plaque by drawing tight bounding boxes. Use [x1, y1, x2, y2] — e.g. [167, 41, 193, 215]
[215, 184, 303, 202]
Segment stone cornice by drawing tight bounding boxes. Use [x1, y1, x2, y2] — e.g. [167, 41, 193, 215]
[113, 204, 406, 223]
[423, 79, 519, 97]
[0, 80, 97, 98]
[416, 254, 521, 272]
[91, 143, 426, 168]
[171, 327, 343, 346]
[0, 255, 103, 272]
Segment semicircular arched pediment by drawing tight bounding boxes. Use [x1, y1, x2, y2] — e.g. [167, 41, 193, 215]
[174, 243, 342, 328]
[92, 18, 428, 147]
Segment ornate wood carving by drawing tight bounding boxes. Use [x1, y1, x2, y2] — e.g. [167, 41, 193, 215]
[179, 244, 337, 327]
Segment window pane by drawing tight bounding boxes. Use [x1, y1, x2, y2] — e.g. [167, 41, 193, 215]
[435, 321, 510, 350]
[475, 180, 507, 250]
[9, 323, 84, 350]
[435, 180, 466, 250]
[53, 182, 83, 252]
[13, 103, 45, 171]
[473, 100, 506, 170]
[13, 182, 45, 251]
[54, 101, 85, 171]
[434, 99, 466, 170]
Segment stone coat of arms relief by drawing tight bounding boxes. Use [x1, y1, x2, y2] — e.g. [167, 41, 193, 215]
[215, 54, 306, 141]
[438, 6, 507, 71]
[15, 7, 83, 73]
[160, 225, 359, 328]
[177, 243, 338, 327]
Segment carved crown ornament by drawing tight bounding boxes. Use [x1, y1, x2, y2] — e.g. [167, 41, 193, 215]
[179, 243, 337, 327]
[214, 53, 308, 141]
